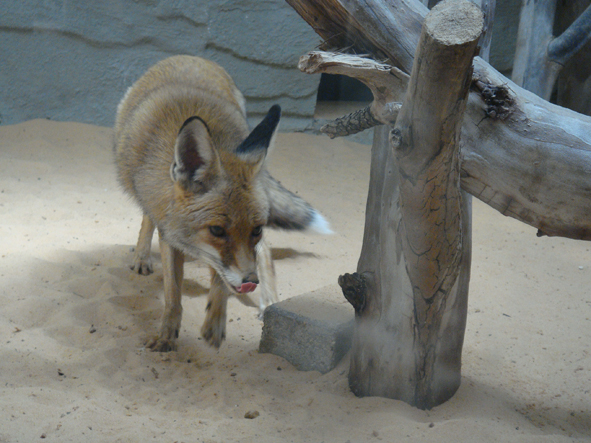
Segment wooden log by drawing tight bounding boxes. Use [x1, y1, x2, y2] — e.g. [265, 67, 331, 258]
[462, 61, 591, 240]
[393, 0, 478, 309]
[290, 0, 591, 241]
[344, 0, 482, 409]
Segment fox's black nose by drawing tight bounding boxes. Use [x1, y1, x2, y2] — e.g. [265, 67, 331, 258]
[243, 273, 259, 285]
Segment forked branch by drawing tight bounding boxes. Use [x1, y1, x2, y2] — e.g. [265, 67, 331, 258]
[292, 0, 591, 241]
[299, 51, 404, 137]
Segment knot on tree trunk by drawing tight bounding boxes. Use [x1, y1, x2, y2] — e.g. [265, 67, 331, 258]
[338, 272, 367, 314]
[472, 79, 514, 120]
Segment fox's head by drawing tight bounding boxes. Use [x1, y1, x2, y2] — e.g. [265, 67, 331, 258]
[161, 105, 282, 295]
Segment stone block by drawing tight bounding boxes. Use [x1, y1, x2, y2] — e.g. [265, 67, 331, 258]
[259, 285, 354, 374]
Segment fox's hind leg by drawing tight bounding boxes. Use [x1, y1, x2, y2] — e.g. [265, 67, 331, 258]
[255, 239, 278, 315]
[201, 270, 229, 348]
[131, 214, 155, 275]
[147, 232, 185, 352]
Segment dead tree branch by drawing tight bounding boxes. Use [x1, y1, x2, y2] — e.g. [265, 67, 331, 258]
[290, 0, 591, 241]
[299, 52, 403, 136]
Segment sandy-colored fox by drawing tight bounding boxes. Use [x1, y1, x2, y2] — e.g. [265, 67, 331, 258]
[114, 55, 330, 352]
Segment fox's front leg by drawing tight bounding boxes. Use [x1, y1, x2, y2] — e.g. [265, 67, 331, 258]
[131, 214, 155, 275]
[256, 239, 278, 315]
[200, 270, 229, 348]
[146, 231, 184, 352]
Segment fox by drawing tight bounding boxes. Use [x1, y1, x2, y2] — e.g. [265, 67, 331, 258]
[114, 55, 331, 352]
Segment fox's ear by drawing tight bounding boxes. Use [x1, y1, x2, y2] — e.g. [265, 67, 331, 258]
[236, 104, 281, 166]
[171, 116, 218, 187]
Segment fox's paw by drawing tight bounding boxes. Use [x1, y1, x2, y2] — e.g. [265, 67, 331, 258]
[200, 319, 226, 349]
[150, 315, 181, 351]
[146, 336, 177, 352]
[258, 288, 278, 318]
[130, 256, 153, 276]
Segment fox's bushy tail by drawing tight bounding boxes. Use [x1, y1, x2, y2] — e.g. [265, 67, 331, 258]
[264, 173, 332, 234]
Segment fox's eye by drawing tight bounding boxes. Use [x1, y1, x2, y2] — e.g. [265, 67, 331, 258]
[252, 226, 263, 237]
[209, 226, 226, 238]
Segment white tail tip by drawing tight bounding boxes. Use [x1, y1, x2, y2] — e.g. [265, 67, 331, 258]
[309, 211, 334, 234]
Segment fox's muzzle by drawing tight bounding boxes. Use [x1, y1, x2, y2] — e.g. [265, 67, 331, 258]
[236, 272, 258, 293]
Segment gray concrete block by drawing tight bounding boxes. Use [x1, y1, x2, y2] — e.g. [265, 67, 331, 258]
[259, 285, 354, 374]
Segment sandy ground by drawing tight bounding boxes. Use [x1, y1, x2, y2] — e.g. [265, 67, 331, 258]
[0, 119, 590, 442]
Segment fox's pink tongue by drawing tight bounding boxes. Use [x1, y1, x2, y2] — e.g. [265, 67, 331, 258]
[237, 282, 257, 293]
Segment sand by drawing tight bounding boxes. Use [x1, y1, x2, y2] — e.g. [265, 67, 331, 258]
[0, 119, 589, 442]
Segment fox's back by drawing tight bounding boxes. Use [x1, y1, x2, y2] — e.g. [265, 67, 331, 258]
[114, 56, 249, 201]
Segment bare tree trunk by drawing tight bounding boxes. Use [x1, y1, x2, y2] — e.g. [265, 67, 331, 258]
[286, 0, 591, 412]
[341, 0, 482, 410]
[290, 0, 591, 241]
[512, 0, 591, 99]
